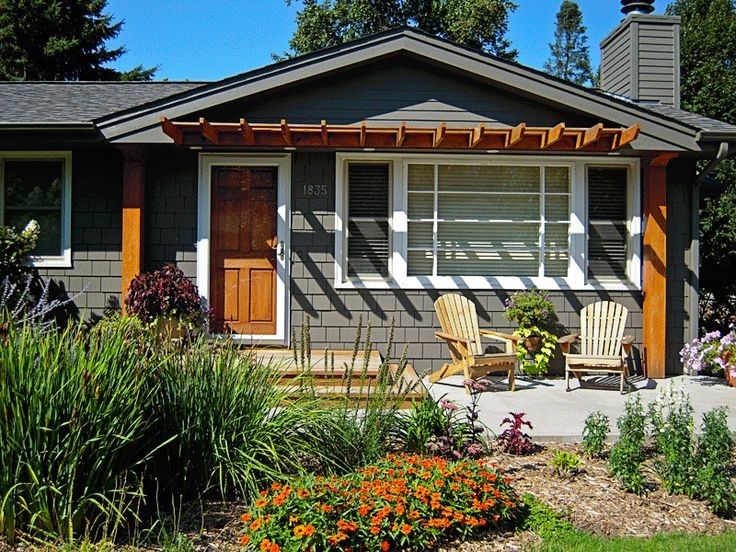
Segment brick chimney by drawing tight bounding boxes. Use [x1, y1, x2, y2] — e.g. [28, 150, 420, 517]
[600, 0, 681, 108]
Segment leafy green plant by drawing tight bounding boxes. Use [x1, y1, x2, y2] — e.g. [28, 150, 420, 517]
[520, 494, 580, 542]
[504, 289, 557, 329]
[0, 219, 38, 282]
[550, 450, 583, 477]
[582, 411, 610, 458]
[694, 407, 736, 516]
[512, 326, 557, 376]
[240, 454, 520, 551]
[0, 317, 157, 542]
[648, 384, 697, 496]
[401, 398, 450, 455]
[609, 395, 647, 495]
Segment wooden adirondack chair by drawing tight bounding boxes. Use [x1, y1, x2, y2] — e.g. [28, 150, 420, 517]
[559, 301, 635, 394]
[429, 294, 518, 391]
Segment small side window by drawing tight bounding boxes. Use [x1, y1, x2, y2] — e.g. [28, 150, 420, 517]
[588, 167, 628, 280]
[346, 163, 390, 278]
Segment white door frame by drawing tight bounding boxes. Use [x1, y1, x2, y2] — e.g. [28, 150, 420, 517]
[197, 153, 291, 345]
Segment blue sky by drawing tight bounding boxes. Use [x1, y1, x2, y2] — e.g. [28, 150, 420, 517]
[106, 0, 665, 81]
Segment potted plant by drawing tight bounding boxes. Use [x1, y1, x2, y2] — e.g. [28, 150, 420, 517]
[125, 263, 208, 339]
[503, 289, 558, 377]
[680, 324, 736, 387]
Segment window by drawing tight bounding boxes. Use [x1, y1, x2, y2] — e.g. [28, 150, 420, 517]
[0, 152, 71, 266]
[335, 154, 640, 290]
[406, 163, 570, 277]
[346, 163, 390, 278]
[588, 167, 628, 280]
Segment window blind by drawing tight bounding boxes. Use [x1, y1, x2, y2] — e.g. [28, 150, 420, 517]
[407, 164, 570, 277]
[347, 163, 389, 278]
[588, 167, 628, 279]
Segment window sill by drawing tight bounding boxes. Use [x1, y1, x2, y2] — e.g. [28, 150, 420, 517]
[335, 276, 641, 292]
[29, 253, 72, 269]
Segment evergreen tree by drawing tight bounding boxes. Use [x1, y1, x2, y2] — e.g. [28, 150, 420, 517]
[0, 0, 157, 81]
[544, 0, 593, 86]
[281, 0, 518, 61]
[666, 0, 736, 331]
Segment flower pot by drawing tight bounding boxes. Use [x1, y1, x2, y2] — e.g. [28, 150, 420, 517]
[524, 335, 543, 353]
[723, 352, 736, 388]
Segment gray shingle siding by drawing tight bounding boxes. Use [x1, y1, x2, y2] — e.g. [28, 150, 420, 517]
[36, 147, 122, 317]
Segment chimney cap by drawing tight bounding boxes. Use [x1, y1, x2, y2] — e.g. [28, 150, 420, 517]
[621, 0, 655, 15]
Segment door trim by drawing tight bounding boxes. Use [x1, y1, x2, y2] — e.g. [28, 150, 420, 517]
[197, 154, 291, 345]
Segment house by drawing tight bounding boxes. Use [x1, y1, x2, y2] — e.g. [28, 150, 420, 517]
[1, 5, 735, 378]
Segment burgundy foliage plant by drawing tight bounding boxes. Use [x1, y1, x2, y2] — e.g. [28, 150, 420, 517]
[497, 412, 536, 455]
[125, 263, 207, 326]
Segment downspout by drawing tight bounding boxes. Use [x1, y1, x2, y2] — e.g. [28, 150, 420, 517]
[689, 141, 733, 341]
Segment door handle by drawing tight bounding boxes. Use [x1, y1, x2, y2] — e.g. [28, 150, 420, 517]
[272, 239, 285, 261]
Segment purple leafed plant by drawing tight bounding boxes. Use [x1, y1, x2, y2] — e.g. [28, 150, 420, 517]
[497, 412, 536, 455]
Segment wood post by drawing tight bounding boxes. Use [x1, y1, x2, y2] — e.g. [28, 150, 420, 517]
[119, 146, 146, 310]
[643, 153, 677, 378]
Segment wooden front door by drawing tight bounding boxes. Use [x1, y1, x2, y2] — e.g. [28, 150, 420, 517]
[210, 166, 278, 334]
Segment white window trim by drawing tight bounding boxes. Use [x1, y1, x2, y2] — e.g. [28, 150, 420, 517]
[197, 153, 291, 345]
[335, 152, 641, 291]
[0, 151, 72, 268]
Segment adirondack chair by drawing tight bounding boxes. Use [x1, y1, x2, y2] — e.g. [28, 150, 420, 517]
[559, 301, 635, 394]
[429, 294, 518, 391]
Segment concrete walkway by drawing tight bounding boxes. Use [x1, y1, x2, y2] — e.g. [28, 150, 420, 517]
[424, 374, 736, 441]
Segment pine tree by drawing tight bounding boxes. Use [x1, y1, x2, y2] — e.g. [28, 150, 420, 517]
[281, 0, 518, 61]
[544, 0, 594, 86]
[0, 0, 157, 81]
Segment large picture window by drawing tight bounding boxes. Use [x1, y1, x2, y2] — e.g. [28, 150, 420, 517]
[0, 152, 72, 266]
[335, 154, 640, 290]
[406, 164, 570, 277]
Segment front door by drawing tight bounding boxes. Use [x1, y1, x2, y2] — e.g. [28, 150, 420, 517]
[209, 166, 278, 334]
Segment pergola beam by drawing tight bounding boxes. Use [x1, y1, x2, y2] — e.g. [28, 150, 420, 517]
[160, 119, 640, 152]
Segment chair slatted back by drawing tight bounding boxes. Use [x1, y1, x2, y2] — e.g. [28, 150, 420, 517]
[579, 301, 629, 357]
[434, 294, 483, 359]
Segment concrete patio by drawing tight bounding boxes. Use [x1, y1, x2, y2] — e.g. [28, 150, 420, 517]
[424, 374, 736, 441]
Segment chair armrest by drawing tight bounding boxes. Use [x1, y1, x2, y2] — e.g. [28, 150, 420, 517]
[621, 335, 635, 355]
[558, 333, 578, 354]
[435, 331, 469, 345]
[479, 329, 518, 343]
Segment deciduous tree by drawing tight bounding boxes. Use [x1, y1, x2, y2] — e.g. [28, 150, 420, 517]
[281, 0, 518, 60]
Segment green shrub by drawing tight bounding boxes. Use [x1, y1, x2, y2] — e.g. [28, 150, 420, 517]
[400, 399, 449, 455]
[240, 454, 520, 551]
[0, 220, 38, 282]
[520, 494, 580, 541]
[609, 395, 647, 495]
[581, 411, 610, 458]
[0, 317, 157, 542]
[694, 407, 736, 516]
[550, 450, 582, 477]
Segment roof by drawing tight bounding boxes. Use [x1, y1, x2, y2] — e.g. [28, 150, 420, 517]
[1, 27, 735, 152]
[0, 81, 207, 123]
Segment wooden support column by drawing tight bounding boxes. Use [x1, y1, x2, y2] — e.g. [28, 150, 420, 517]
[119, 146, 146, 309]
[643, 153, 677, 378]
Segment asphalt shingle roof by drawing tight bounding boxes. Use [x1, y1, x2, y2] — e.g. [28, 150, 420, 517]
[635, 102, 736, 135]
[0, 81, 207, 123]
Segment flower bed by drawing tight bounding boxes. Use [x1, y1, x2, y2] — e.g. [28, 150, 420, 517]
[239, 454, 520, 551]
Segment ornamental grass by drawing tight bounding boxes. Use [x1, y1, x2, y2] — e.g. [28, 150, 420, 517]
[239, 453, 521, 551]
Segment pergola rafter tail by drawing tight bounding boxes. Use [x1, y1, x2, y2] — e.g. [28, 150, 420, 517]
[160, 117, 641, 152]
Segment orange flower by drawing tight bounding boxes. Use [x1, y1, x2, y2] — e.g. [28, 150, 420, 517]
[401, 524, 412, 535]
[241, 512, 253, 523]
[321, 503, 333, 513]
[297, 489, 310, 499]
[272, 494, 286, 506]
[380, 541, 391, 552]
[328, 532, 348, 545]
[254, 498, 269, 508]
[250, 518, 263, 531]
[337, 519, 358, 533]
[358, 504, 370, 517]
[240, 535, 250, 545]
[370, 525, 381, 535]
[294, 524, 316, 538]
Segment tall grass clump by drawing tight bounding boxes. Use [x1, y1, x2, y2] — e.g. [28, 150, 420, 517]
[295, 316, 418, 474]
[0, 317, 156, 542]
[148, 337, 330, 503]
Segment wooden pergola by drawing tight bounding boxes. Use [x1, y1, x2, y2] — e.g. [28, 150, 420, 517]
[161, 117, 640, 152]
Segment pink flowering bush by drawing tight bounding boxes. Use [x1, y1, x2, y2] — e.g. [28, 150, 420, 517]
[680, 324, 736, 377]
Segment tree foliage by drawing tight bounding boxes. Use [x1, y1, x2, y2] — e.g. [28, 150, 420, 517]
[282, 0, 518, 60]
[667, 0, 736, 331]
[0, 0, 157, 81]
[544, 0, 593, 86]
